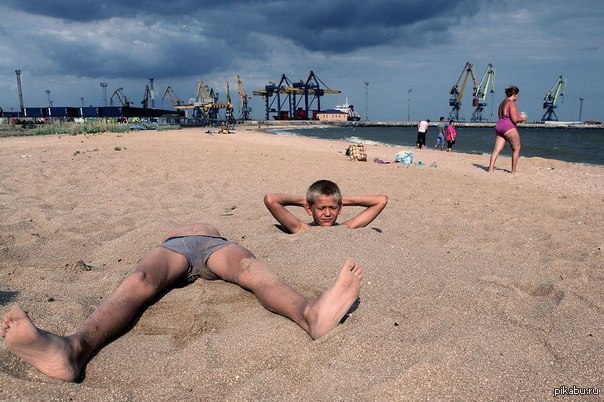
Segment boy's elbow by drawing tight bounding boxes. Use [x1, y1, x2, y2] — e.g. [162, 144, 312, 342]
[380, 195, 389, 207]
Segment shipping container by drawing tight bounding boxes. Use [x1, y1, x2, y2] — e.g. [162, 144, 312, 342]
[66, 107, 79, 118]
[100, 106, 122, 117]
[48, 107, 69, 117]
[23, 107, 46, 117]
[122, 106, 144, 117]
[295, 109, 307, 119]
[80, 107, 100, 117]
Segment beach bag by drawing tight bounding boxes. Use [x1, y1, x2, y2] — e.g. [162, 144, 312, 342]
[347, 144, 367, 162]
[395, 150, 414, 165]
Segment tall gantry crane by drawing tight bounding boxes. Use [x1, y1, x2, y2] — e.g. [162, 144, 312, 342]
[161, 86, 184, 107]
[162, 80, 243, 123]
[225, 81, 235, 123]
[190, 80, 234, 123]
[141, 84, 152, 112]
[194, 81, 217, 105]
[191, 81, 218, 121]
[163, 86, 198, 118]
[109, 88, 131, 107]
[237, 75, 252, 120]
[471, 63, 496, 122]
[253, 71, 341, 120]
[448, 62, 476, 121]
[253, 74, 293, 120]
[542, 75, 567, 121]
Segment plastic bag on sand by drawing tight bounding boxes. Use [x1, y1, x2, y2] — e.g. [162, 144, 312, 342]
[395, 150, 414, 165]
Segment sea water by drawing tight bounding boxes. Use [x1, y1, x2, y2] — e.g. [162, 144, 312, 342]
[267, 125, 604, 166]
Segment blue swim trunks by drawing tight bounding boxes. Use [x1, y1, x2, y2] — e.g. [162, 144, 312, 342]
[159, 235, 232, 282]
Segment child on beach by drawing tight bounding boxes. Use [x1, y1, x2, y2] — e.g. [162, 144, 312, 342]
[446, 120, 457, 152]
[1, 223, 363, 382]
[264, 179, 388, 234]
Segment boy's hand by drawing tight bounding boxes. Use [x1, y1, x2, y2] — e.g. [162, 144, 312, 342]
[264, 193, 309, 234]
[341, 195, 388, 229]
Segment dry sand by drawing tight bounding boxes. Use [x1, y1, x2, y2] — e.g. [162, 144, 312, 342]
[0, 126, 602, 400]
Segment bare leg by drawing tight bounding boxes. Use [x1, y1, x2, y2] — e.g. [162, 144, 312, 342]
[488, 135, 507, 172]
[506, 129, 521, 173]
[208, 244, 363, 340]
[1, 304, 82, 381]
[1, 247, 189, 381]
[1, 223, 363, 381]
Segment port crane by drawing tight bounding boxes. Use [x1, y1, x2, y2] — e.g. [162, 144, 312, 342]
[163, 86, 199, 119]
[109, 88, 131, 107]
[253, 75, 292, 120]
[141, 84, 152, 112]
[471, 63, 496, 122]
[194, 80, 217, 105]
[225, 81, 235, 123]
[237, 75, 252, 120]
[253, 71, 341, 120]
[542, 75, 567, 121]
[189, 80, 234, 123]
[187, 80, 218, 121]
[161, 80, 241, 124]
[448, 62, 476, 121]
[161, 86, 184, 107]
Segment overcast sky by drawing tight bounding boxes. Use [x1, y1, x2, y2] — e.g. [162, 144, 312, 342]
[0, 0, 602, 122]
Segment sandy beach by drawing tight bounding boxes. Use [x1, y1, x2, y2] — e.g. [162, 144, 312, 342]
[0, 126, 602, 400]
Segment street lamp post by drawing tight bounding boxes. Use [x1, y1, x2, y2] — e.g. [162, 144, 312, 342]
[45, 90, 51, 108]
[364, 81, 369, 121]
[100, 82, 108, 107]
[407, 88, 412, 122]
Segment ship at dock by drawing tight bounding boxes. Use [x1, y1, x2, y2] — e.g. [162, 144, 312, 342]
[334, 98, 361, 121]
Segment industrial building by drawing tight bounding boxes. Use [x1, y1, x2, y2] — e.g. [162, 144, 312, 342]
[316, 110, 349, 122]
[19, 106, 176, 119]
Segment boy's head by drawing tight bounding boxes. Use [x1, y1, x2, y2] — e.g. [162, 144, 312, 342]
[304, 180, 342, 227]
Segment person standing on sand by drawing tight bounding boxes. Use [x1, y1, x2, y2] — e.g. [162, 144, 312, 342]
[416, 119, 430, 149]
[1, 223, 363, 382]
[264, 179, 388, 234]
[488, 85, 527, 173]
[434, 116, 446, 150]
[445, 120, 457, 152]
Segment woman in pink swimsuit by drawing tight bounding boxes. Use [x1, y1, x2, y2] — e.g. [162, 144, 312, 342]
[488, 86, 527, 173]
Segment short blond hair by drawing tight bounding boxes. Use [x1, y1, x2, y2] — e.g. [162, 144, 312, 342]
[306, 180, 342, 206]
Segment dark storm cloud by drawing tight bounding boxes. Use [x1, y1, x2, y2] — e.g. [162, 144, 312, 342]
[5, 0, 489, 53]
[257, 0, 479, 51]
[36, 37, 234, 79]
[28, 27, 253, 80]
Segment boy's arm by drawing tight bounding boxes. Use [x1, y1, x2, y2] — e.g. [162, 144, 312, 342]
[263, 193, 310, 234]
[341, 195, 388, 229]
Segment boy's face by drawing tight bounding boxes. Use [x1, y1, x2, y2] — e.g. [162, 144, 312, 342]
[304, 195, 342, 227]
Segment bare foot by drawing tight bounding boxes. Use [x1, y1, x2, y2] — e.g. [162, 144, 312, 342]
[1, 305, 82, 381]
[305, 258, 363, 339]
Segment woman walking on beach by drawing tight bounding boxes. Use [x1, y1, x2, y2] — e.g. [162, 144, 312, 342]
[488, 85, 527, 173]
[445, 120, 457, 152]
